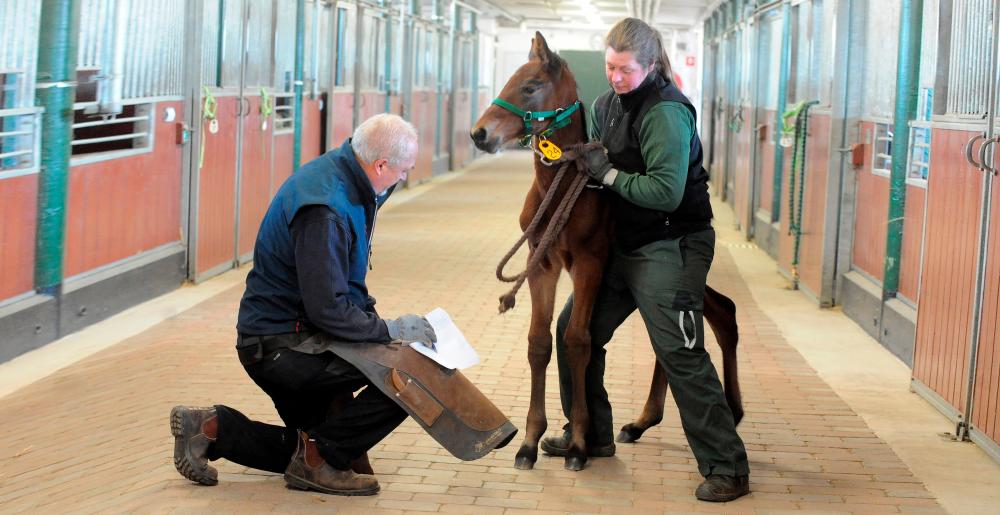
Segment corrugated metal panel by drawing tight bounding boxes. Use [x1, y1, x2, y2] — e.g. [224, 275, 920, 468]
[77, 0, 185, 99]
[946, 0, 994, 116]
[242, 0, 274, 88]
[862, 0, 900, 118]
[201, 0, 220, 87]
[919, 0, 940, 90]
[1, 0, 42, 108]
[78, 0, 113, 70]
[221, 0, 244, 88]
[274, 0, 296, 91]
[791, 0, 824, 103]
[760, 12, 782, 110]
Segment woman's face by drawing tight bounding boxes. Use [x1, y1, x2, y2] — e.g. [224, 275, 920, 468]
[605, 48, 654, 95]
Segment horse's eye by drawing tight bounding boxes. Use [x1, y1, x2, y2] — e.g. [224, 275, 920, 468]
[521, 85, 537, 95]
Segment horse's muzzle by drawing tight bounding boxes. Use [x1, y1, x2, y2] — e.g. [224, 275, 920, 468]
[470, 127, 499, 153]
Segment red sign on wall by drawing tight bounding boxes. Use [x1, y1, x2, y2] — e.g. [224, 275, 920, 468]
[685, 56, 696, 67]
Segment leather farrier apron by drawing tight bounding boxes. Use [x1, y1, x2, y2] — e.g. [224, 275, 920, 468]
[293, 335, 517, 461]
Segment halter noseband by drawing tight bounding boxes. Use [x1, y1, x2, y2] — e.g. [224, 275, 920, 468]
[491, 98, 583, 147]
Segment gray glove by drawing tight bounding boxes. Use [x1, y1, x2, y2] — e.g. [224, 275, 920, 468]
[584, 144, 614, 182]
[385, 314, 437, 345]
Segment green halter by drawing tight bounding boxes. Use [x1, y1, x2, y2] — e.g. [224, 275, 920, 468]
[490, 98, 583, 147]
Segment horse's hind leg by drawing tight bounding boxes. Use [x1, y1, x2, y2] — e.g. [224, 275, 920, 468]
[617, 362, 668, 443]
[704, 285, 743, 424]
[617, 285, 743, 443]
[514, 261, 560, 470]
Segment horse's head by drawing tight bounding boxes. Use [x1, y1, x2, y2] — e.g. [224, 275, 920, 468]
[471, 32, 579, 153]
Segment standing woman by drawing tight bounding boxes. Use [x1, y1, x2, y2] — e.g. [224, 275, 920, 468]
[542, 18, 750, 502]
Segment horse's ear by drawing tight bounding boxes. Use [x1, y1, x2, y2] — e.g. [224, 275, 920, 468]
[528, 31, 552, 64]
[529, 32, 562, 75]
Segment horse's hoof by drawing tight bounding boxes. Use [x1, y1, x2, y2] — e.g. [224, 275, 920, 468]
[564, 456, 586, 471]
[514, 456, 535, 470]
[514, 445, 537, 470]
[616, 424, 646, 443]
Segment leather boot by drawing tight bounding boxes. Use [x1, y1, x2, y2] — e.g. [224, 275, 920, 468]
[170, 406, 219, 485]
[284, 431, 380, 496]
[540, 430, 616, 457]
[695, 474, 750, 502]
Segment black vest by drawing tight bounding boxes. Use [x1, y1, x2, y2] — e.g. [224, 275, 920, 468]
[594, 73, 713, 251]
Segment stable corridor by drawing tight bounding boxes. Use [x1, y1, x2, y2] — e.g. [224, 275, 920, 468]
[0, 152, 997, 514]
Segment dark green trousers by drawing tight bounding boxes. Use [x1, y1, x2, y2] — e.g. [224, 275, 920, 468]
[555, 229, 749, 477]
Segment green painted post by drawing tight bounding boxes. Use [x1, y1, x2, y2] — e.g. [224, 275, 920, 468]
[770, 0, 791, 221]
[882, 0, 924, 298]
[292, 0, 305, 171]
[34, 0, 80, 294]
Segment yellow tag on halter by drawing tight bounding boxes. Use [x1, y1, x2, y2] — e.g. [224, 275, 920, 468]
[538, 139, 562, 161]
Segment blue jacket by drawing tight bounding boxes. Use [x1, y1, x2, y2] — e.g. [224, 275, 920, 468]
[237, 139, 391, 341]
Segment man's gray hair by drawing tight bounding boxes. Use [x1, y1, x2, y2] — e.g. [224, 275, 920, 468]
[351, 113, 418, 167]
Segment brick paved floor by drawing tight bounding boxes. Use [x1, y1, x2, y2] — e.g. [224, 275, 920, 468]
[0, 152, 945, 513]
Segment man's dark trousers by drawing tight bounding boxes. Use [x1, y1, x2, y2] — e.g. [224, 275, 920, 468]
[207, 334, 407, 473]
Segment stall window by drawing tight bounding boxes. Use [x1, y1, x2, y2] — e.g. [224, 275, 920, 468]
[71, 103, 153, 161]
[872, 122, 892, 176]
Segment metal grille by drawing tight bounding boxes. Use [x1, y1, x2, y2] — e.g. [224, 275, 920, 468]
[70, 102, 153, 161]
[78, 0, 185, 100]
[946, 0, 995, 116]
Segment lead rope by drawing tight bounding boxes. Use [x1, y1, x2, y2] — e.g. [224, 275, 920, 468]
[495, 141, 602, 313]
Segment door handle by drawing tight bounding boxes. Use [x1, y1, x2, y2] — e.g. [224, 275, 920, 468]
[966, 132, 987, 168]
[978, 136, 999, 174]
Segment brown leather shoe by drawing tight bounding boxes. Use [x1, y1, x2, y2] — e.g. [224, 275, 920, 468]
[695, 474, 750, 502]
[540, 431, 616, 457]
[284, 431, 380, 496]
[170, 406, 218, 485]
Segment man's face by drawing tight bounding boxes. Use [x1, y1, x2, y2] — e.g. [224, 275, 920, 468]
[605, 48, 654, 95]
[372, 142, 417, 194]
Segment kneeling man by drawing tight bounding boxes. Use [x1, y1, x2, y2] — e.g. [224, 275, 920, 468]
[171, 114, 434, 496]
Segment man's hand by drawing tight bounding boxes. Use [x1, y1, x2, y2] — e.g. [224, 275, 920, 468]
[385, 314, 437, 347]
[583, 144, 614, 184]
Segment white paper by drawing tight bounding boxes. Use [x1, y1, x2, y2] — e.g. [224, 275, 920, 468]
[408, 308, 480, 370]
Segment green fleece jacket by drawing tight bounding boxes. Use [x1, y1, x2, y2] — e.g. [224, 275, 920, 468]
[590, 100, 694, 213]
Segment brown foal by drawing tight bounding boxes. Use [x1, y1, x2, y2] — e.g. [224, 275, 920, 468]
[470, 32, 742, 471]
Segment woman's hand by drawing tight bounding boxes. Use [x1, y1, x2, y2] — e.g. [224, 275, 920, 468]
[584, 145, 614, 183]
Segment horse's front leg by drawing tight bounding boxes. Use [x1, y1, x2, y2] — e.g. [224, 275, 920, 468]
[513, 257, 560, 470]
[561, 254, 604, 471]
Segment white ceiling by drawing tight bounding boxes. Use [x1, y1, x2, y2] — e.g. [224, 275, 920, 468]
[476, 0, 717, 31]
